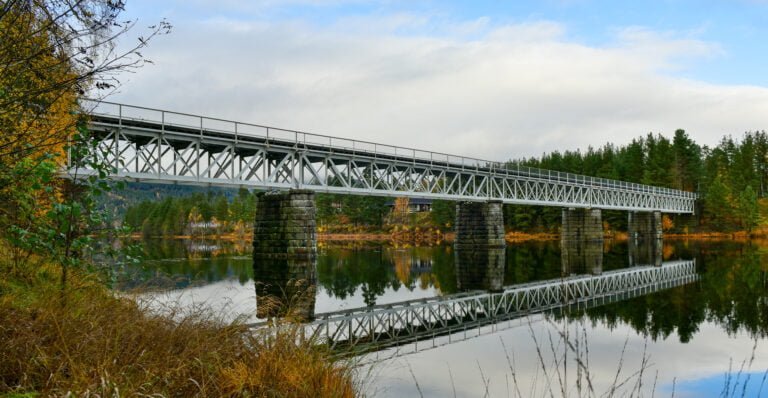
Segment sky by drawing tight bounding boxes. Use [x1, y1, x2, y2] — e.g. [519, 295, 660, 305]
[109, 0, 768, 161]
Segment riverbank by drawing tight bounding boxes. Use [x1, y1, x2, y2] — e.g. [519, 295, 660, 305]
[0, 262, 360, 397]
[666, 231, 757, 240]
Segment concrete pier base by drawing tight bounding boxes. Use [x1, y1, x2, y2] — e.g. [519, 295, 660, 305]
[628, 211, 663, 240]
[561, 208, 604, 275]
[455, 201, 506, 248]
[561, 208, 603, 242]
[454, 200, 506, 292]
[253, 189, 317, 321]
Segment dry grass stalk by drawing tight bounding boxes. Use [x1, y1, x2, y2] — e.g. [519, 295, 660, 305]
[0, 266, 360, 397]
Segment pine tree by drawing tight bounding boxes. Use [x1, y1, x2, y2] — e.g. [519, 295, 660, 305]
[315, 193, 339, 225]
[704, 175, 733, 230]
[672, 129, 702, 192]
[214, 195, 229, 222]
[642, 133, 674, 188]
[737, 186, 759, 233]
[430, 200, 455, 229]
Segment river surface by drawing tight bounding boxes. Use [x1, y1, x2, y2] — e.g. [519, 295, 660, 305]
[120, 238, 768, 397]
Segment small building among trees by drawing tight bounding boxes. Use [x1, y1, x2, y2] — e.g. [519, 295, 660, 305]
[386, 198, 433, 214]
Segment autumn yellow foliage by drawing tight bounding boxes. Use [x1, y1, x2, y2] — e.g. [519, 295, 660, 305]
[0, 6, 79, 166]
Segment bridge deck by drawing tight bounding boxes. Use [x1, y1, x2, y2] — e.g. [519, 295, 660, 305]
[72, 101, 697, 212]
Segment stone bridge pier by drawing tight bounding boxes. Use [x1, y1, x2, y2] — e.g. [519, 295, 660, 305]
[628, 211, 663, 266]
[562, 208, 603, 242]
[454, 200, 506, 292]
[628, 211, 663, 240]
[253, 189, 317, 321]
[561, 208, 604, 275]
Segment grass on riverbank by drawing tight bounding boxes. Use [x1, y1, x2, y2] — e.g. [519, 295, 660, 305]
[0, 263, 360, 397]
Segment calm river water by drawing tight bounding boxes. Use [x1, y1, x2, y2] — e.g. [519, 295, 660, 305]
[121, 239, 768, 397]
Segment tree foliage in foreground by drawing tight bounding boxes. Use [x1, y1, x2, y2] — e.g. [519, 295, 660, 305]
[0, 0, 169, 288]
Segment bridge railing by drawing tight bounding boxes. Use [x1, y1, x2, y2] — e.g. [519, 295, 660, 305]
[82, 100, 696, 200]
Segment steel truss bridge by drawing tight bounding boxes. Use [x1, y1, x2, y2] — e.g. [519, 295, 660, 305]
[299, 260, 697, 351]
[74, 101, 696, 213]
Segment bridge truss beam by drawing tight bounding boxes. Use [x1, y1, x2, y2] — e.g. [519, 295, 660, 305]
[72, 102, 697, 213]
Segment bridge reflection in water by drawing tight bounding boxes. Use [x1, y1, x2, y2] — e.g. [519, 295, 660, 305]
[252, 255, 697, 352]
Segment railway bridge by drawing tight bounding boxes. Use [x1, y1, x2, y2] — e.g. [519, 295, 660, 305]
[72, 101, 697, 303]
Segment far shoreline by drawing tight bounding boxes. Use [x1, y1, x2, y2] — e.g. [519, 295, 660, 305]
[128, 230, 768, 244]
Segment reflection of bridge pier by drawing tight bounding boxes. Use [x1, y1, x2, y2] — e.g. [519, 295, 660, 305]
[561, 208, 603, 275]
[628, 238, 663, 266]
[454, 200, 506, 292]
[254, 258, 317, 321]
[455, 246, 505, 292]
[561, 239, 603, 275]
[628, 211, 663, 267]
[253, 190, 318, 321]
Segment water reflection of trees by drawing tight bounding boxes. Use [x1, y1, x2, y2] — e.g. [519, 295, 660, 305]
[504, 242, 561, 285]
[567, 241, 768, 342]
[117, 239, 254, 290]
[316, 246, 447, 306]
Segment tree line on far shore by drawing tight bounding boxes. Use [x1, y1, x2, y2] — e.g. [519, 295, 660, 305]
[505, 129, 765, 233]
[123, 189, 452, 236]
[123, 129, 768, 236]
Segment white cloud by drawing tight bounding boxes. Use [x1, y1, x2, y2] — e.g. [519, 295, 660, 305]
[110, 15, 768, 161]
[611, 26, 724, 71]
